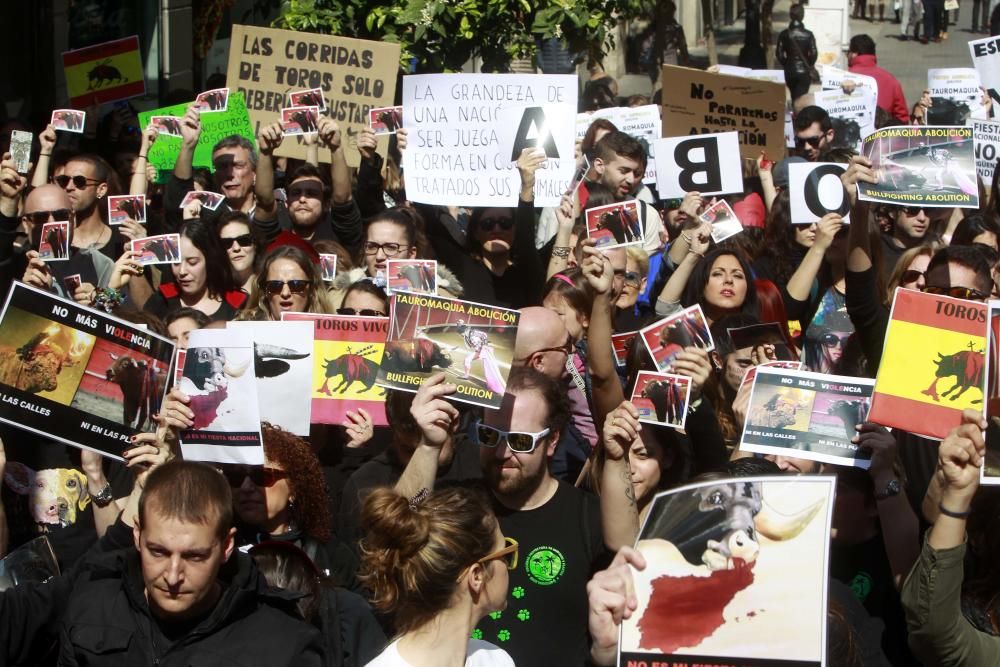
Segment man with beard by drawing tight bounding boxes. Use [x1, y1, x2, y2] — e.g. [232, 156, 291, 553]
[54, 155, 123, 262]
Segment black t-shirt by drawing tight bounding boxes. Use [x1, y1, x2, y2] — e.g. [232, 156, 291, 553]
[475, 481, 607, 667]
[1, 427, 133, 568]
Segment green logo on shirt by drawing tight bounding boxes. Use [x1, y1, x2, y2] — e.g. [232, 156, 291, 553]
[525, 546, 565, 586]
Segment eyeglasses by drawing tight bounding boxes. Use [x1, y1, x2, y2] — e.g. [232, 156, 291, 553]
[337, 307, 387, 317]
[480, 218, 514, 232]
[821, 333, 850, 348]
[363, 241, 408, 256]
[221, 233, 253, 249]
[479, 537, 519, 570]
[21, 209, 72, 225]
[794, 135, 825, 149]
[921, 284, 989, 301]
[220, 465, 288, 487]
[54, 174, 101, 189]
[263, 279, 310, 295]
[288, 186, 323, 200]
[900, 269, 925, 284]
[901, 206, 927, 217]
[664, 198, 683, 210]
[476, 422, 552, 453]
[526, 337, 574, 359]
[623, 271, 641, 287]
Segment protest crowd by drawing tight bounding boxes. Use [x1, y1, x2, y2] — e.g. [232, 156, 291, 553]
[8, 3, 1000, 666]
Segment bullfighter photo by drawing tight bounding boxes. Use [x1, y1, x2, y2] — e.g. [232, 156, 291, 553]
[38, 222, 70, 262]
[370, 105, 403, 134]
[282, 105, 320, 135]
[107, 194, 146, 225]
[585, 200, 642, 249]
[630, 371, 691, 429]
[640, 304, 715, 372]
[131, 233, 181, 266]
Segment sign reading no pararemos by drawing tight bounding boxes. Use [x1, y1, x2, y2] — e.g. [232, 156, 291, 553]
[660, 65, 786, 162]
[225, 25, 400, 167]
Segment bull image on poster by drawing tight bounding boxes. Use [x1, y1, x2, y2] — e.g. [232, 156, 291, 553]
[640, 305, 715, 372]
[377, 292, 519, 409]
[620, 477, 834, 667]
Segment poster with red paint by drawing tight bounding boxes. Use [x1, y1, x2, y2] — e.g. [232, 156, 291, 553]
[620, 476, 835, 667]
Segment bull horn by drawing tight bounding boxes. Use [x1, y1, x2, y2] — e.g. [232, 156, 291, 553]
[108, 352, 120, 360]
[754, 497, 825, 541]
[255, 343, 309, 360]
[223, 359, 251, 378]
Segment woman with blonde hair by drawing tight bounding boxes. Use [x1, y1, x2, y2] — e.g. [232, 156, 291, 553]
[360, 486, 516, 666]
[241, 244, 333, 320]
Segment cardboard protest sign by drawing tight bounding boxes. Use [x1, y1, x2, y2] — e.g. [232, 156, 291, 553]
[585, 201, 643, 249]
[813, 88, 876, 153]
[62, 35, 144, 107]
[612, 331, 637, 367]
[377, 292, 519, 409]
[138, 92, 256, 174]
[226, 25, 400, 168]
[983, 300, 1000, 483]
[869, 288, 986, 440]
[640, 305, 714, 372]
[788, 162, 850, 224]
[740, 367, 875, 468]
[178, 329, 264, 465]
[927, 68, 987, 124]
[280, 312, 389, 427]
[970, 35, 1000, 114]
[402, 73, 577, 207]
[621, 476, 834, 667]
[804, 0, 850, 68]
[575, 105, 662, 184]
[0, 282, 175, 460]
[630, 371, 691, 429]
[387, 259, 437, 295]
[228, 320, 314, 436]
[858, 126, 979, 208]
[973, 118, 1000, 184]
[660, 65, 786, 161]
[699, 199, 742, 243]
[654, 132, 744, 199]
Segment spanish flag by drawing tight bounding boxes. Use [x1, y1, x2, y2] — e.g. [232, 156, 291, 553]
[62, 36, 145, 107]
[869, 289, 986, 440]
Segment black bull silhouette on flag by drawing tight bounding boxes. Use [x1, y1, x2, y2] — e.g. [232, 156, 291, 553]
[922, 343, 985, 403]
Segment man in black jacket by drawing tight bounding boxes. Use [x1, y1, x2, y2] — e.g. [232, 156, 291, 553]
[0, 460, 325, 666]
[776, 3, 818, 102]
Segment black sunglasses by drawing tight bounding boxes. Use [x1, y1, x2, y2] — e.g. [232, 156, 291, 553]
[336, 307, 387, 317]
[480, 218, 514, 232]
[794, 135, 824, 149]
[21, 209, 72, 225]
[664, 198, 683, 210]
[900, 269, 925, 284]
[821, 333, 850, 348]
[219, 465, 288, 488]
[263, 279, 310, 295]
[901, 206, 927, 216]
[221, 233, 253, 248]
[54, 174, 101, 189]
[921, 284, 989, 301]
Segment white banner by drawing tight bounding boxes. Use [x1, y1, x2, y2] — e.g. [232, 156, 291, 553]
[973, 118, 1000, 184]
[927, 68, 987, 124]
[969, 36, 1000, 118]
[813, 88, 877, 153]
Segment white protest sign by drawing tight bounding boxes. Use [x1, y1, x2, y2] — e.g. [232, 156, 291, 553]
[653, 132, 743, 199]
[813, 88, 877, 153]
[788, 162, 851, 224]
[927, 68, 987, 123]
[402, 73, 577, 207]
[969, 36, 1000, 116]
[575, 105, 662, 184]
[821, 65, 878, 100]
[973, 118, 1000, 183]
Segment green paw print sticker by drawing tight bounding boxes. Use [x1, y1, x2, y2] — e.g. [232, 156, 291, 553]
[489, 610, 503, 620]
[497, 629, 511, 642]
[512, 586, 525, 599]
[517, 609, 530, 622]
[471, 629, 483, 640]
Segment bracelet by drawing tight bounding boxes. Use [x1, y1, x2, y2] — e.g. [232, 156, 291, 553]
[409, 487, 430, 509]
[92, 287, 125, 313]
[938, 502, 972, 519]
[137, 154, 147, 160]
[552, 246, 571, 258]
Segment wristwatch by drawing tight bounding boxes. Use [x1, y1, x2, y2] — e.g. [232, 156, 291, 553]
[874, 478, 902, 500]
[91, 482, 115, 508]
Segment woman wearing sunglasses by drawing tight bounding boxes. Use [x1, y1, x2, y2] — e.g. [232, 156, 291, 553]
[360, 486, 516, 667]
[241, 245, 332, 320]
[217, 211, 261, 294]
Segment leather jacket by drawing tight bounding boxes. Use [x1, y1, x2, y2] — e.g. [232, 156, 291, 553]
[776, 21, 818, 75]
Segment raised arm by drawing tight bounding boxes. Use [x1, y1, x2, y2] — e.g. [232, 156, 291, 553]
[655, 222, 709, 313]
[546, 195, 576, 279]
[31, 125, 56, 188]
[393, 374, 460, 498]
[785, 213, 843, 302]
[254, 122, 285, 223]
[319, 116, 352, 205]
[842, 155, 878, 273]
[666, 192, 705, 266]
[174, 106, 201, 182]
[129, 125, 159, 196]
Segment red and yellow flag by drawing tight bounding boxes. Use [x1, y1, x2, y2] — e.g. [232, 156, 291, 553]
[869, 289, 986, 439]
[62, 36, 145, 107]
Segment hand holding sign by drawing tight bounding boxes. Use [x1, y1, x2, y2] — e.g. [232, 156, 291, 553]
[0, 152, 30, 217]
[839, 155, 876, 207]
[180, 106, 201, 149]
[21, 251, 53, 290]
[318, 116, 342, 152]
[257, 122, 284, 156]
[602, 401, 641, 460]
[814, 213, 845, 251]
[410, 372, 460, 448]
[516, 147, 548, 200]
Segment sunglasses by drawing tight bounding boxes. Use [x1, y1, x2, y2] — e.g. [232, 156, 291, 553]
[901, 206, 927, 216]
[263, 279, 310, 295]
[479, 537, 519, 570]
[921, 284, 989, 301]
[480, 218, 514, 232]
[821, 333, 850, 348]
[900, 269, 925, 284]
[21, 209, 72, 225]
[623, 271, 641, 287]
[664, 198, 683, 210]
[54, 174, 102, 189]
[221, 233, 253, 249]
[794, 135, 824, 149]
[476, 421, 552, 453]
[287, 186, 323, 200]
[220, 465, 288, 488]
[336, 307, 387, 317]
[363, 241, 408, 256]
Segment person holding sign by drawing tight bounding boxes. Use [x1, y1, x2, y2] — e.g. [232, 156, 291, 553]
[847, 35, 909, 124]
[588, 132, 663, 254]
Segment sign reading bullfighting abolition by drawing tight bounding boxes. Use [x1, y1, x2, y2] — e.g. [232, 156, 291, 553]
[660, 65, 786, 162]
[280, 312, 389, 427]
[377, 292, 519, 409]
[62, 35, 145, 107]
[869, 288, 987, 440]
[226, 25, 400, 167]
[858, 125, 979, 209]
[402, 73, 578, 207]
[620, 476, 834, 667]
[0, 282, 175, 460]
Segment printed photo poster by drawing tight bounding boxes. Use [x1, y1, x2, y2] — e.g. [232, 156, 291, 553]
[970, 35, 1000, 118]
[387, 259, 437, 295]
[280, 312, 389, 427]
[585, 201, 643, 249]
[612, 331, 638, 367]
[131, 234, 181, 266]
[403, 73, 578, 207]
[0, 282, 175, 460]
[812, 88, 876, 153]
[820, 65, 878, 100]
[738, 360, 804, 394]
[38, 222, 70, 262]
[378, 292, 519, 409]
[630, 371, 691, 429]
[640, 305, 715, 372]
[575, 105, 662, 184]
[740, 367, 876, 468]
[228, 320, 314, 436]
[858, 126, 979, 208]
[699, 199, 742, 244]
[620, 476, 835, 667]
[107, 194, 146, 225]
[869, 288, 986, 440]
[178, 329, 264, 465]
[927, 68, 987, 124]
[972, 118, 1000, 184]
[982, 300, 1000, 483]
[788, 162, 851, 224]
